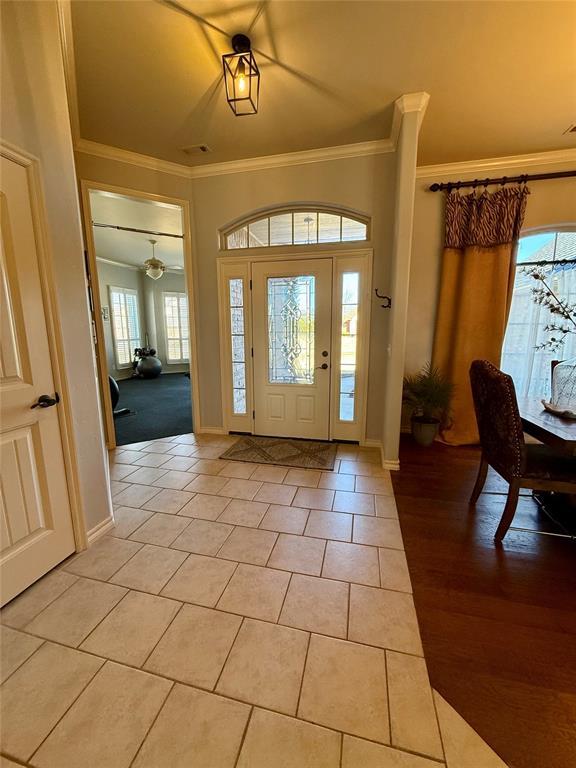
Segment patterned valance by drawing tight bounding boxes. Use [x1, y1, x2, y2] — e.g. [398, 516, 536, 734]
[445, 187, 530, 249]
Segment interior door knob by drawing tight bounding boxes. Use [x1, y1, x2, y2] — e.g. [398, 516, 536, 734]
[315, 363, 329, 370]
[31, 393, 60, 409]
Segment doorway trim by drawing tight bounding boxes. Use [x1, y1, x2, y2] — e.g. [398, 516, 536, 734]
[80, 180, 201, 449]
[217, 247, 372, 442]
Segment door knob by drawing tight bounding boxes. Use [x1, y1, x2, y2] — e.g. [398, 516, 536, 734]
[315, 363, 329, 370]
[31, 393, 60, 409]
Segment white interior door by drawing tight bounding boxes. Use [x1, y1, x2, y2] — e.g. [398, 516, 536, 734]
[252, 259, 332, 439]
[0, 149, 76, 606]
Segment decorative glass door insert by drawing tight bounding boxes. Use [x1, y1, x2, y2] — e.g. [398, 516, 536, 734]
[229, 278, 247, 414]
[267, 276, 315, 385]
[339, 273, 359, 421]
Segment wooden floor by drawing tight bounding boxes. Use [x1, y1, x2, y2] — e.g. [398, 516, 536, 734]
[391, 436, 576, 768]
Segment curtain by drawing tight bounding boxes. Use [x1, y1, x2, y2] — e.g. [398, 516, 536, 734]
[432, 186, 529, 444]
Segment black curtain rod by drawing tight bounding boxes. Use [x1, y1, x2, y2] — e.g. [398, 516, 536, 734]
[429, 169, 576, 192]
[92, 222, 184, 239]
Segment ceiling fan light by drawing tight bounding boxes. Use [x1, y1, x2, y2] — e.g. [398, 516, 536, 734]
[143, 239, 165, 279]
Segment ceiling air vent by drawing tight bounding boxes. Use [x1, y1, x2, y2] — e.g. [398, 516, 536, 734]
[180, 144, 212, 155]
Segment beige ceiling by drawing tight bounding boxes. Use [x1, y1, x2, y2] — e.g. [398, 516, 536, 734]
[71, 0, 576, 166]
[90, 190, 185, 268]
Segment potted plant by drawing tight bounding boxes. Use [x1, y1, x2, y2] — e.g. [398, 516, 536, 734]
[403, 363, 453, 446]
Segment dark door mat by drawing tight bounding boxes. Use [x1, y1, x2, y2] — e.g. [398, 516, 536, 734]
[220, 435, 337, 470]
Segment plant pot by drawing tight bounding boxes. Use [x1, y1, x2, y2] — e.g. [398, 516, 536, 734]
[411, 417, 439, 447]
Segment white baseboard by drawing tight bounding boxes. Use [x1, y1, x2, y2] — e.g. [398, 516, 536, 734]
[382, 459, 400, 471]
[87, 516, 115, 545]
[360, 438, 382, 448]
[196, 427, 226, 435]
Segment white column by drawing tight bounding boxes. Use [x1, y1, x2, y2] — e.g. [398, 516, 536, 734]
[382, 92, 430, 469]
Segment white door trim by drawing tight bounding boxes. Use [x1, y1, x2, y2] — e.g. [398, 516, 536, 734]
[1, 141, 87, 551]
[79, 180, 202, 448]
[217, 248, 372, 442]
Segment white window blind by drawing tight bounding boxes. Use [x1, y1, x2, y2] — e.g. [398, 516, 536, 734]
[163, 292, 190, 363]
[109, 287, 141, 368]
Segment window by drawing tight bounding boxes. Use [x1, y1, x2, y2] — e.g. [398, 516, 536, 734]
[501, 230, 576, 399]
[109, 287, 141, 368]
[339, 272, 359, 421]
[163, 292, 189, 363]
[222, 208, 369, 250]
[228, 279, 247, 414]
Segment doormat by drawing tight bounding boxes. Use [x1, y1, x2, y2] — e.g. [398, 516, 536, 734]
[220, 435, 337, 470]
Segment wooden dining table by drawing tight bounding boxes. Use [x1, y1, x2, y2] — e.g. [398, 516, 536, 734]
[518, 398, 576, 457]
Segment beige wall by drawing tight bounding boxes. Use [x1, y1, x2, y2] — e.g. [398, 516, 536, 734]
[1, 1, 110, 532]
[407, 160, 576, 375]
[74, 151, 397, 440]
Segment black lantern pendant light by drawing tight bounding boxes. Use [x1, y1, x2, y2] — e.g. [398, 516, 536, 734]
[222, 34, 260, 116]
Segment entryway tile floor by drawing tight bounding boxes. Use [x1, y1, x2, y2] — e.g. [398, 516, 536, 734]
[0, 433, 508, 767]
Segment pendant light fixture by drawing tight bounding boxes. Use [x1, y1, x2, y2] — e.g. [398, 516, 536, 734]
[222, 34, 260, 116]
[144, 239, 165, 280]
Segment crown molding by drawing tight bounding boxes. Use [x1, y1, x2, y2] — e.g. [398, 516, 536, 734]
[416, 147, 576, 179]
[75, 136, 395, 180]
[75, 139, 194, 178]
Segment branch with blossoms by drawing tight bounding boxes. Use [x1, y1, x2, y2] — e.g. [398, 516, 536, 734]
[522, 263, 576, 353]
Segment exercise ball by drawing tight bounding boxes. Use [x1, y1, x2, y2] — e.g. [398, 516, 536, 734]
[137, 355, 162, 379]
[109, 376, 120, 408]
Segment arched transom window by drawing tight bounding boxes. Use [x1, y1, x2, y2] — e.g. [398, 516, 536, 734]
[222, 206, 369, 250]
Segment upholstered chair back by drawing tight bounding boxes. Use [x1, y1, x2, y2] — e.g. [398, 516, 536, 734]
[469, 360, 526, 479]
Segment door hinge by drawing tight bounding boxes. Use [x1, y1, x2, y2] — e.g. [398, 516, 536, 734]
[251, 347, 254, 358]
[249, 279, 253, 290]
[252, 410, 255, 419]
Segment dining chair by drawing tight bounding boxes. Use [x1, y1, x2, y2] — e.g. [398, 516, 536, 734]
[468, 360, 576, 541]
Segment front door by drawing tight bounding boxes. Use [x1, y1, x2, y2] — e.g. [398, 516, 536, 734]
[252, 259, 332, 439]
[0, 147, 76, 606]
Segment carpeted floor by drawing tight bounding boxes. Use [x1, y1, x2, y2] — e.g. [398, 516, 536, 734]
[114, 373, 193, 446]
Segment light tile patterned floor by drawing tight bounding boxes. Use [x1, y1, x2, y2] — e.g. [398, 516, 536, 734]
[1, 433, 450, 768]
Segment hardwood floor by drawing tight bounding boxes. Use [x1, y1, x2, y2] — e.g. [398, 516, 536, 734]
[391, 436, 576, 768]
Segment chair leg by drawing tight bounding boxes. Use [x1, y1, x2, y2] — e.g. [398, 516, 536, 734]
[494, 481, 520, 542]
[469, 456, 488, 506]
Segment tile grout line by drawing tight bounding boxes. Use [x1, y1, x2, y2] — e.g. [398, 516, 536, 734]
[140, 601, 187, 670]
[232, 705, 254, 768]
[27, 655, 108, 764]
[127, 676, 175, 768]
[430, 686, 449, 765]
[294, 629, 312, 718]
[274, 571, 294, 625]
[212, 615, 246, 692]
[16, 633, 447, 765]
[384, 649, 393, 747]
[0, 637, 46, 689]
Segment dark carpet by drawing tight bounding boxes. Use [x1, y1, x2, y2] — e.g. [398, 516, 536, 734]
[114, 373, 193, 446]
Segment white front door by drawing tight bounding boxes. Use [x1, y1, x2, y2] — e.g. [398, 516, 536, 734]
[0, 147, 76, 606]
[252, 259, 332, 439]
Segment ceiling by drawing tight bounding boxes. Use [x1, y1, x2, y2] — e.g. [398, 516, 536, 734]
[71, 1, 576, 167]
[90, 190, 185, 269]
